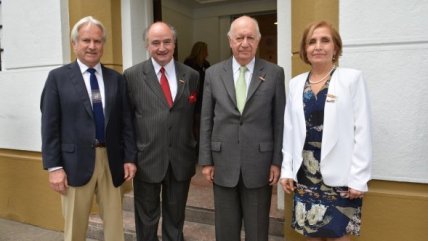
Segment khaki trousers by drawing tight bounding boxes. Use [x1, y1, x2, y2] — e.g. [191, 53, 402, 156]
[61, 148, 124, 241]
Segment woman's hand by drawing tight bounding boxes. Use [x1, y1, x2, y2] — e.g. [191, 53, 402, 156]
[339, 187, 365, 199]
[280, 178, 295, 194]
[348, 187, 365, 199]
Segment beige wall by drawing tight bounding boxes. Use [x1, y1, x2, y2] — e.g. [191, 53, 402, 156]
[69, 0, 123, 72]
[0, 149, 63, 230]
[291, 0, 338, 77]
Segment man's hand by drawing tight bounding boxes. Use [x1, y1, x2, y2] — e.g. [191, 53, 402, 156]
[124, 163, 137, 181]
[201, 165, 215, 183]
[269, 165, 280, 185]
[49, 169, 68, 195]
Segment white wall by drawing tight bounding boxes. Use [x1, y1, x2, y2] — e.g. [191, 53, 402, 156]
[2, 0, 70, 69]
[340, 0, 428, 183]
[0, 0, 70, 151]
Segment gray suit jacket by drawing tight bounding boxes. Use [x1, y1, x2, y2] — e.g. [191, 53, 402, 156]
[124, 59, 199, 183]
[199, 58, 285, 188]
[41, 61, 136, 187]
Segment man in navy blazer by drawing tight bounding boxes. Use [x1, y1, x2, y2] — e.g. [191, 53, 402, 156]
[41, 16, 136, 241]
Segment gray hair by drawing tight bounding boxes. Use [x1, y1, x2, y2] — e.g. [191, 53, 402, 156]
[70, 16, 107, 43]
[227, 15, 261, 39]
[143, 21, 177, 46]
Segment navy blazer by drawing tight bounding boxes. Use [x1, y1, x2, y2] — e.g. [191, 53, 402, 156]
[41, 61, 136, 187]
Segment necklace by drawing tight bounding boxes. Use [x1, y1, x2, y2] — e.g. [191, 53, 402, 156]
[309, 66, 336, 84]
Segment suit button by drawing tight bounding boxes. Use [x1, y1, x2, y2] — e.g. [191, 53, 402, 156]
[240, 121, 243, 125]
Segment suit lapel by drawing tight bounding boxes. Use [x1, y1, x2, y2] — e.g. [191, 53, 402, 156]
[69, 62, 93, 119]
[102, 65, 115, 126]
[220, 58, 237, 106]
[296, 74, 308, 141]
[174, 62, 187, 108]
[246, 59, 265, 103]
[143, 60, 170, 108]
[321, 69, 338, 161]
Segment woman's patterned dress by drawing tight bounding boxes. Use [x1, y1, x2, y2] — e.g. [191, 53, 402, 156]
[291, 72, 363, 238]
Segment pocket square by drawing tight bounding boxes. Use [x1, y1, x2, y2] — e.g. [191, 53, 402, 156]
[188, 91, 197, 104]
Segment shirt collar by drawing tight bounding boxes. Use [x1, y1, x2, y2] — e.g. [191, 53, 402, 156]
[151, 58, 175, 75]
[232, 57, 255, 74]
[77, 59, 102, 74]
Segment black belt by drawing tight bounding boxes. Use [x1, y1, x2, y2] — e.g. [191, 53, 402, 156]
[94, 140, 106, 148]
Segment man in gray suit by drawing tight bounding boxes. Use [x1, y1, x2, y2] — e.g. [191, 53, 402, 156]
[41, 16, 136, 241]
[199, 16, 285, 241]
[123, 22, 199, 241]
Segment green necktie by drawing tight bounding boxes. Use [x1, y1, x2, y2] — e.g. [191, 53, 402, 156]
[236, 66, 247, 113]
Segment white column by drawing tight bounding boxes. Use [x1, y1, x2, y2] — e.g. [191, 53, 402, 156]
[276, 0, 292, 210]
[121, 0, 153, 70]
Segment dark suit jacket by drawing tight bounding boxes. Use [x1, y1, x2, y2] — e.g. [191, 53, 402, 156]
[199, 58, 285, 188]
[124, 60, 199, 183]
[41, 61, 136, 187]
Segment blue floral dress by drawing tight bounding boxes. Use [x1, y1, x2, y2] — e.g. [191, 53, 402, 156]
[291, 71, 362, 238]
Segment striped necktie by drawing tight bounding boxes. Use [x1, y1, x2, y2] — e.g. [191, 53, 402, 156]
[87, 68, 105, 143]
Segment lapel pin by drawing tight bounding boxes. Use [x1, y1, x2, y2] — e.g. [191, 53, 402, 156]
[258, 76, 266, 81]
[179, 79, 185, 84]
[326, 94, 337, 103]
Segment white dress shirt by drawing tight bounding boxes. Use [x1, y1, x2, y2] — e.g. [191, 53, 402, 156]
[232, 57, 255, 95]
[151, 58, 178, 100]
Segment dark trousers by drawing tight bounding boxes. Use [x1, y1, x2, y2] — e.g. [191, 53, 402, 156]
[213, 177, 272, 241]
[133, 166, 191, 241]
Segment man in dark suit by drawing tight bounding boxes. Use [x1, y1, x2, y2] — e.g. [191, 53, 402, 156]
[199, 15, 286, 241]
[41, 16, 136, 241]
[123, 22, 199, 241]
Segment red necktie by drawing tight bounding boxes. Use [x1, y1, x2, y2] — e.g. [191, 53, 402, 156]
[160, 67, 173, 107]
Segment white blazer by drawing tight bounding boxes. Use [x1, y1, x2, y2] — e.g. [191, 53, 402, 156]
[281, 67, 372, 192]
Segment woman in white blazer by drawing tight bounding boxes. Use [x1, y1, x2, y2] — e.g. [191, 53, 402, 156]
[280, 21, 372, 241]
